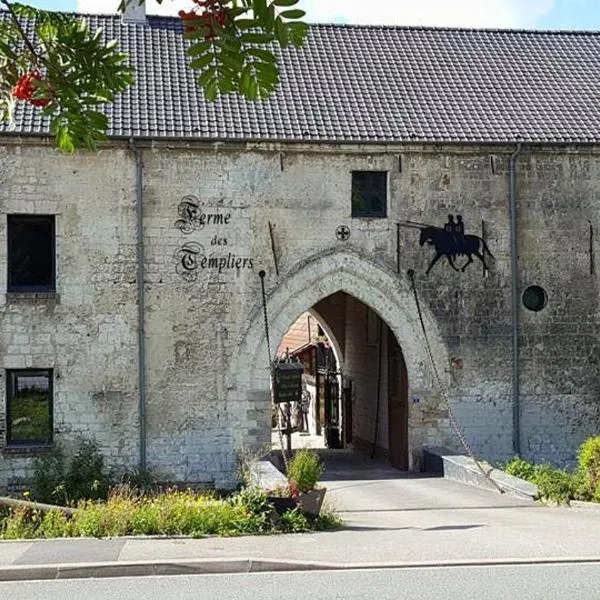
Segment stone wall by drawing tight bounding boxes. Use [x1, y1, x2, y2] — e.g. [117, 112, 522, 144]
[1, 140, 599, 490]
[0, 144, 139, 489]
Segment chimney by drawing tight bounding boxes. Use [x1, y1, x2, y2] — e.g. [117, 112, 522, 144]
[122, 0, 146, 24]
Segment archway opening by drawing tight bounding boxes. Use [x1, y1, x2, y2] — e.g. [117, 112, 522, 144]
[272, 291, 409, 470]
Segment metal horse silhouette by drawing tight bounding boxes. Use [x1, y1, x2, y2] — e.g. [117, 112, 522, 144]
[408, 215, 494, 275]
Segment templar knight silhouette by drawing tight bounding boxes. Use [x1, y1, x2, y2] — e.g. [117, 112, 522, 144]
[417, 215, 494, 275]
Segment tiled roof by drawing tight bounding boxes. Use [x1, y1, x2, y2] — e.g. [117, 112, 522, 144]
[3, 13, 600, 143]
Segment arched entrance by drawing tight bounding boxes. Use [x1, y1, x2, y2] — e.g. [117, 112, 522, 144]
[227, 249, 449, 471]
[275, 294, 411, 469]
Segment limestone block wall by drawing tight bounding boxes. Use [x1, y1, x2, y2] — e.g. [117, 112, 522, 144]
[1, 140, 600, 491]
[0, 144, 139, 490]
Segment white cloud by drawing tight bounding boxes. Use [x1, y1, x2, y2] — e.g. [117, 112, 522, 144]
[77, 0, 555, 29]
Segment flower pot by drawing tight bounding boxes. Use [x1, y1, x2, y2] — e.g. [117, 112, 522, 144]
[297, 488, 326, 517]
[267, 496, 298, 515]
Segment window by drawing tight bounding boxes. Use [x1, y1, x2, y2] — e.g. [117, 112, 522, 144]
[351, 171, 387, 218]
[7, 215, 55, 293]
[6, 369, 53, 446]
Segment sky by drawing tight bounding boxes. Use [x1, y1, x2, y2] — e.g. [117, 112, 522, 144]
[22, 0, 600, 30]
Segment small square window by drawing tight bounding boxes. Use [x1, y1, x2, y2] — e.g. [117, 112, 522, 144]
[7, 215, 56, 293]
[351, 171, 387, 218]
[6, 369, 53, 446]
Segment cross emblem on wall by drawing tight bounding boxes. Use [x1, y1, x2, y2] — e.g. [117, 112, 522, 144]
[336, 225, 351, 241]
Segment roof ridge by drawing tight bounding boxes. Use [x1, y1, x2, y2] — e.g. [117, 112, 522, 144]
[2, 9, 600, 35]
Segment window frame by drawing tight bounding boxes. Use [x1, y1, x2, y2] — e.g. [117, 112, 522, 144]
[7, 214, 56, 293]
[351, 171, 388, 218]
[6, 368, 54, 447]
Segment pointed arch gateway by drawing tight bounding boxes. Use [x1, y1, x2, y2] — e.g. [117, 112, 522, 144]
[228, 249, 450, 471]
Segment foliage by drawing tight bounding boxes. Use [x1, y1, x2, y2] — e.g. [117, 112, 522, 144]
[577, 435, 600, 499]
[286, 449, 324, 493]
[117, 467, 161, 494]
[0, 0, 309, 151]
[31, 437, 110, 505]
[312, 509, 343, 531]
[532, 464, 574, 504]
[64, 438, 110, 502]
[504, 457, 538, 482]
[279, 506, 309, 532]
[0, 485, 342, 539]
[31, 445, 67, 504]
[228, 486, 273, 533]
[501, 443, 600, 505]
[265, 481, 299, 498]
[0, 2, 134, 151]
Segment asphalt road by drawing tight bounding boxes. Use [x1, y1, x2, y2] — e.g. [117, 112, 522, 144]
[3, 564, 600, 600]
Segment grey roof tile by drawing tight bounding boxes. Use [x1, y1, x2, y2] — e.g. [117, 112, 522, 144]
[3, 13, 600, 143]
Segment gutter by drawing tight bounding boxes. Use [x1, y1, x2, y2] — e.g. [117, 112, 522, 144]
[129, 138, 147, 470]
[509, 143, 522, 457]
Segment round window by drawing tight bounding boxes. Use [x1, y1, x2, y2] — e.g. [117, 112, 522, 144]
[522, 285, 548, 312]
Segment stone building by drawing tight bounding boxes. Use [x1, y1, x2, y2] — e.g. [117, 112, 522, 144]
[1, 7, 600, 491]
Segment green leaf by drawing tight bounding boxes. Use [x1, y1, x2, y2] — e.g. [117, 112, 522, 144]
[288, 21, 309, 46]
[235, 19, 259, 29]
[240, 32, 275, 44]
[272, 0, 299, 5]
[245, 48, 277, 63]
[190, 54, 216, 70]
[274, 17, 289, 46]
[279, 9, 305, 19]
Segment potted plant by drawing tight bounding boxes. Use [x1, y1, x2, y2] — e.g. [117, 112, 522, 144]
[287, 449, 326, 517]
[265, 482, 300, 515]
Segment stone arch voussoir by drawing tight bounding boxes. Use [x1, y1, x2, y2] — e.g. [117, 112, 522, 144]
[227, 249, 449, 461]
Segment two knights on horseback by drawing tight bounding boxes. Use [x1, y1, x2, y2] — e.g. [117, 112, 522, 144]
[418, 214, 494, 275]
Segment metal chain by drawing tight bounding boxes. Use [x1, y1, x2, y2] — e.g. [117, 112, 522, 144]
[407, 270, 504, 494]
[258, 271, 290, 472]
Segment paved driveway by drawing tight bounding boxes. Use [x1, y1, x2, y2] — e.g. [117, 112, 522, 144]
[321, 450, 529, 520]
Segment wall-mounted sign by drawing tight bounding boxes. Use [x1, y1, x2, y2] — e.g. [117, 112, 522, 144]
[415, 215, 495, 275]
[173, 194, 254, 281]
[273, 362, 304, 404]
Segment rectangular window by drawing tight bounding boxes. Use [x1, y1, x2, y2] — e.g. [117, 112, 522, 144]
[7, 215, 56, 293]
[351, 171, 387, 218]
[6, 369, 53, 446]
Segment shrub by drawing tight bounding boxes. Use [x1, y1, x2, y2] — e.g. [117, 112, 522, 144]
[0, 484, 343, 540]
[32, 447, 67, 504]
[118, 468, 160, 494]
[65, 438, 110, 503]
[504, 457, 537, 482]
[229, 487, 273, 533]
[312, 509, 343, 531]
[578, 436, 600, 498]
[287, 449, 324, 493]
[280, 507, 310, 533]
[31, 438, 111, 505]
[533, 464, 574, 504]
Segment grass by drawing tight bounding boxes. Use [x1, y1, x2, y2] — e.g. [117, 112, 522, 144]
[0, 486, 343, 540]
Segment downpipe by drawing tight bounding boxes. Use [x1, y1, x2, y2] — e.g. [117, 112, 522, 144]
[509, 143, 522, 457]
[130, 138, 147, 470]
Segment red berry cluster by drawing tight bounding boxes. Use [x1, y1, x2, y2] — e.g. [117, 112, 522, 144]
[11, 71, 50, 108]
[179, 0, 229, 38]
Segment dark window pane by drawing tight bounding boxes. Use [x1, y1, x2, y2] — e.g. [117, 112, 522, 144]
[8, 370, 53, 445]
[351, 171, 387, 217]
[8, 215, 55, 292]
